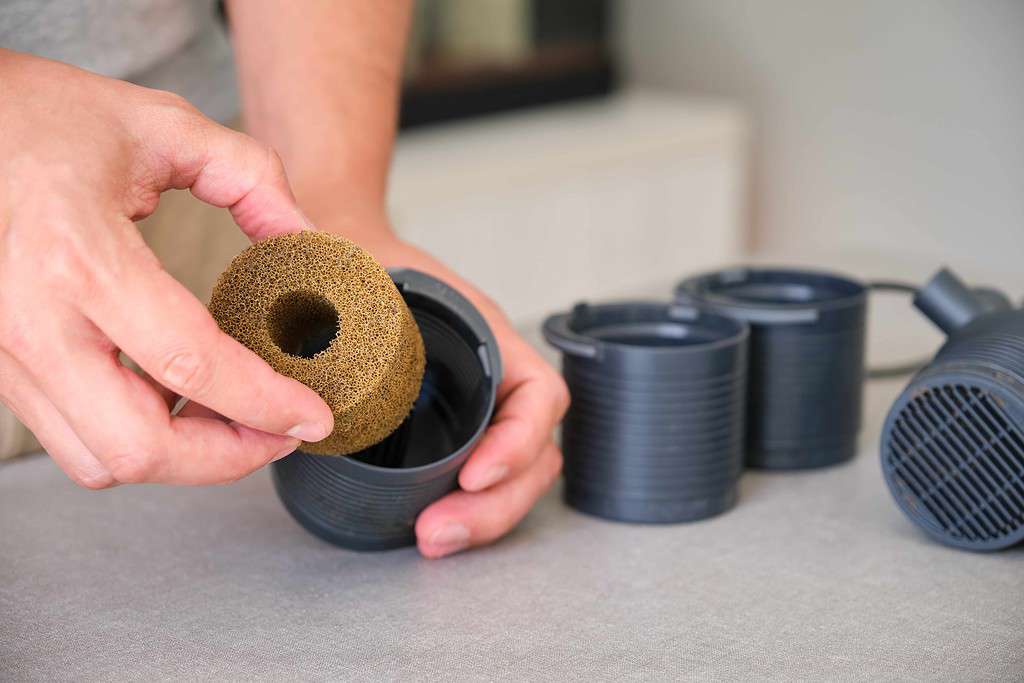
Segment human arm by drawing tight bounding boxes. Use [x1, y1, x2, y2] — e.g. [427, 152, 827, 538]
[226, 1, 569, 558]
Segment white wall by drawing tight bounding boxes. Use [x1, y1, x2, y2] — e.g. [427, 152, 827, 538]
[620, 0, 1024, 278]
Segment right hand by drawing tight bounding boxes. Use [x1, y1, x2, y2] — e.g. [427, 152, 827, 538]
[0, 49, 333, 488]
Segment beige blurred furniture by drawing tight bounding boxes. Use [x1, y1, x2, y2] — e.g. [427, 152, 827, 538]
[0, 90, 749, 460]
[0, 407, 37, 458]
[389, 90, 749, 330]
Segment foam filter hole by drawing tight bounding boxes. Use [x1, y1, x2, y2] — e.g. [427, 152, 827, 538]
[267, 291, 340, 359]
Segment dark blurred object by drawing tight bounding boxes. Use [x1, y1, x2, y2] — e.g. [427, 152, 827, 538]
[532, 0, 609, 45]
[401, 0, 615, 129]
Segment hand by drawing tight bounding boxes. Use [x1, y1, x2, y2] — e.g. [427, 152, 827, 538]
[339, 229, 570, 559]
[0, 50, 333, 488]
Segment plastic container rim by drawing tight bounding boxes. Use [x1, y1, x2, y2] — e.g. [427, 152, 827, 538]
[291, 268, 502, 478]
[676, 266, 868, 318]
[543, 299, 749, 360]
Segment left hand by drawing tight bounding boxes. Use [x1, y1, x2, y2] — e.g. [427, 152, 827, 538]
[339, 228, 569, 558]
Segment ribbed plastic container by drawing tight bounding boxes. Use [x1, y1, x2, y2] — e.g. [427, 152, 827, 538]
[272, 269, 501, 551]
[543, 302, 749, 523]
[676, 268, 867, 470]
[881, 268, 1024, 551]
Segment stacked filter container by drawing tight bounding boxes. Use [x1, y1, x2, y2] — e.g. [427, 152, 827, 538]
[543, 302, 749, 523]
[676, 268, 868, 470]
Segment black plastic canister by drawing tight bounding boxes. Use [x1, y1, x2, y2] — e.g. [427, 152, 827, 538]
[675, 267, 867, 469]
[543, 302, 749, 523]
[272, 269, 502, 551]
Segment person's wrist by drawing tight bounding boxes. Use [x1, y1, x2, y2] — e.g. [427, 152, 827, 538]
[301, 199, 396, 247]
[308, 206, 514, 335]
[299, 198, 418, 267]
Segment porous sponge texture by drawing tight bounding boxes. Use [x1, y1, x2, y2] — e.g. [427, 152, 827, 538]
[209, 231, 425, 456]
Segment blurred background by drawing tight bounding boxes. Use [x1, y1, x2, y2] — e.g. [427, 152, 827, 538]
[385, 0, 1023, 372]
[3, 0, 1024, 458]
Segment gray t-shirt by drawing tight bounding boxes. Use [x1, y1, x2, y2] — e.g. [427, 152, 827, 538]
[0, 0, 238, 122]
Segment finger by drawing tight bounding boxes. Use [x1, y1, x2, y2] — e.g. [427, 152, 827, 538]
[80, 227, 333, 443]
[158, 417, 300, 484]
[141, 101, 309, 240]
[459, 370, 569, 492]
[416, 441, 563, 559]
[131, 365, 179, 412]
[0, 353, 114, 489]
[26, 324, 300, 485]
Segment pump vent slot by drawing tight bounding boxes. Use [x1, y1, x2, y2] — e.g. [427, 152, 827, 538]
[885, 384, 1024, 547]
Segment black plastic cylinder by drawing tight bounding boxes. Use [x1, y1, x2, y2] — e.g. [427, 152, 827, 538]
[675, 267, 868, 470]
[543, 302, 749, 523]
[272, 269, 501, 551]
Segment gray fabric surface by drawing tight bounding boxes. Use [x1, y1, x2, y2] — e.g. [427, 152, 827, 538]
[0, 0, 238, 122]
[2, 378, 1022, 681]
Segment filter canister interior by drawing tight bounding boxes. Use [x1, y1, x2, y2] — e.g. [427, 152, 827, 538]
[676, 267, 867, 470]
[272, 269, 501, 551]
[543, 302, 749, 524]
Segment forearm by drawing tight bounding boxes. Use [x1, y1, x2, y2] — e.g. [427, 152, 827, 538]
[226, 0, 412, 240]
[225, 4, 566, 559]
[225, 2, 498, 313]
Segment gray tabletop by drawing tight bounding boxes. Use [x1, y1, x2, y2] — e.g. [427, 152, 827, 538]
[2, 375, 1022, 681]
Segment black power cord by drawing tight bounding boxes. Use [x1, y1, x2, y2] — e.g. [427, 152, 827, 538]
[865, 280, 931, 380]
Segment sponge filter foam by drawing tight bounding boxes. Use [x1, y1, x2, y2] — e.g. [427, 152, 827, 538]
[209, 231, 425, 456]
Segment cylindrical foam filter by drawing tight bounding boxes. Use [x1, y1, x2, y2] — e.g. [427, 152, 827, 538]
[209, 231, 425, 455]
[676, 267, 867, 470]
[881, 268, 1024, 551]
[543, 302, 749, 523]
[272, 269, 502, 551]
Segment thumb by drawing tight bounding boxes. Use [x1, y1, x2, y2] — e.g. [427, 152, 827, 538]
[140, 102, 309, 241]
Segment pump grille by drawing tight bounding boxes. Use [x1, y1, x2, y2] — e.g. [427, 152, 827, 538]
[885, 384, 1024, 547]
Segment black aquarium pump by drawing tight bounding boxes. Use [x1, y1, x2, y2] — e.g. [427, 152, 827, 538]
[880, 268, 1024, 551]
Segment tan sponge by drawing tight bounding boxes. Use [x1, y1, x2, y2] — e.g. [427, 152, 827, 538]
[209, 231, 425, 456]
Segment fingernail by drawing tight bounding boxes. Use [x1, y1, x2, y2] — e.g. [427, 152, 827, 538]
[427, 523, 470, 556]
[273, 439, 300, 461]
[287, 422, 329, 442]
[473, 464, 508, 490]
